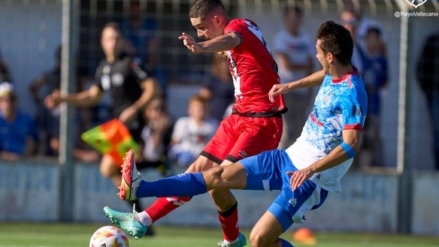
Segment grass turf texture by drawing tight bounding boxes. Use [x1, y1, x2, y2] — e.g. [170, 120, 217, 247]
[0, 223, 438, 247]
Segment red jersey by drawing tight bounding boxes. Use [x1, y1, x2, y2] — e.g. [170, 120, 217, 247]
[224, 18, 286, 115]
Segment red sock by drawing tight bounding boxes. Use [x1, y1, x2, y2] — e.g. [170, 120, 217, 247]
[218, 202, 239, 242]
[145, 196, 192, 223]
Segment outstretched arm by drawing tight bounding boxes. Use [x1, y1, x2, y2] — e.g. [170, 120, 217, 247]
[45, 85, 103, 109]
[287, 129, 362, 191]
[178, 32, 241, 54]
[269, 70, 325, 102]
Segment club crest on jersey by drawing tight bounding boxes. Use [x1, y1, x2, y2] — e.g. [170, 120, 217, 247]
[405, 0, 427, 8]
[112, 73, 124, 86]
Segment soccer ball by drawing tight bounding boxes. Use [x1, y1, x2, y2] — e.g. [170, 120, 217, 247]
[89, 225, 129, 247]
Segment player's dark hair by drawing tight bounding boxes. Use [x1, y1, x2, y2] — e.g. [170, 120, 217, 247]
[189, 0, 226, 20]
[316, 21, 353, 66]
[283, 4, 303, 17]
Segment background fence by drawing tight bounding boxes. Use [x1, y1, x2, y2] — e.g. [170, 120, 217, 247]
[0, 0, 438, 235]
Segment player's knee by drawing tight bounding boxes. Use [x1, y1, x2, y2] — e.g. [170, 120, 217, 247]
[249, 231, 272, 247]
[186, 156, 216, 173]
[204, 166, 226, 188]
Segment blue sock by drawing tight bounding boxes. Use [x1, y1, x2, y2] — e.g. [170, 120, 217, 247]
[280, 238, 294, 247]
[136, 172, 207, 198]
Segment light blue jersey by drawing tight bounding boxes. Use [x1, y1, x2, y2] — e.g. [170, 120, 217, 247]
[286, 70, 368, 192]
[240, 70, 368, 231]
[300, 71, 368, 154]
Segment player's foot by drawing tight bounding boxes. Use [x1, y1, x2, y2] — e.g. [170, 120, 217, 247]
[119, 149, 142, 201]
[103, 206, 147, 239]
[217, 233, 247, 247]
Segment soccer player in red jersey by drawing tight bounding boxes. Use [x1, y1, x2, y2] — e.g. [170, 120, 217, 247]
[104, 1, 286, 246]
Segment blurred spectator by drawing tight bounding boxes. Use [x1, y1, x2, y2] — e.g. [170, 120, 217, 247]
[0, 48, 12, 82]
[355, 11, 387, 57]
[356, 27, 388, 168]
[273, 4, 315, 148]
[169, 94, 218, 168]
[198, 53, 234, 122]
[29, 46, 62, 156]
[0, 82, 38, 161]
[416, 31, 439, 171]
[44, 22, 160, 213]
[120, 0, 167, 98]
[29, 46, 100, 163]
[340, 9, 364, 73]
[137, 96, 174, 176]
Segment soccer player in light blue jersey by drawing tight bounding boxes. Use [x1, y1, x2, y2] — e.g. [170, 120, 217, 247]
[105, 20, 367, 247]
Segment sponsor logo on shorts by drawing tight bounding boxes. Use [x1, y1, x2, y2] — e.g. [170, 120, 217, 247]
[289, 198, 297, 207]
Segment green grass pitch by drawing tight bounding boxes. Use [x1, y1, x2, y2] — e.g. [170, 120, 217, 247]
[0, 223, 438, 247]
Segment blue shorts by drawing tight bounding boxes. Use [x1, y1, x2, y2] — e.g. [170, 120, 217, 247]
[240, 149, 328, 232]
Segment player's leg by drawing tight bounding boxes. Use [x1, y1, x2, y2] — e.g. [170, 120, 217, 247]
[105, 116, 236, 239]
[249, 211, 293, 247]
[99, 154, 143, 212]
[105, 146, 281, 241]
[249, 187, 320, 247]
[249, 148, 330, 247]
[211, 116, 283, 246]
[104, 155, 218, 239]
[243, 151, 295, 247]
[142, 114, 239, 227]
[116, 149, 285, 198]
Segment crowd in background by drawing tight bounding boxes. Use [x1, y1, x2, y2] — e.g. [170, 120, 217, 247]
[0, 1, 438, 172]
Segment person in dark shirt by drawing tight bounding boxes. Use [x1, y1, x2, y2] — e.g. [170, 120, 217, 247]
[30, 46, 100, 163]
[136, 96, 174, 176]
[30, 46, 62, 155]
[416, 31, 439, 171]
[45, 22, 160, 213]
[356, 27, 388, 168]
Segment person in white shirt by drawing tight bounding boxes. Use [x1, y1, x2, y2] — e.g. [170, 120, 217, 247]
[169, 94, 218, 167]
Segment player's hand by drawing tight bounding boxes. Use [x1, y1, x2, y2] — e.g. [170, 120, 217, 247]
[268, 84, 290, 102]
[286, 167, 314, 191]
[119, 106, 138, 124]
[178, 32, 203, 54]
[44, 89, 62, 109]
